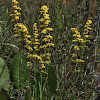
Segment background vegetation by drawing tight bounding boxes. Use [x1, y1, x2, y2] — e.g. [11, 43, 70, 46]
[0, 0, 100, 100]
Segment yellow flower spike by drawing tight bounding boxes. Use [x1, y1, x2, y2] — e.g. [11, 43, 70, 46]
[33, 23, 40, 51]
[10, 0, 21, 22]
[39, 5, 54, 72]
[71, 20, 92, 64]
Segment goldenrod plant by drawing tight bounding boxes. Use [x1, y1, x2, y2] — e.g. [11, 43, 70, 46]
[10, 0, 21, 22]
[71, 20, 92, 65]
[39, 5, 54, 72]
[83, 20, 92, 44]
[9, 1, 55, 99]
[71, 28, 85, 63]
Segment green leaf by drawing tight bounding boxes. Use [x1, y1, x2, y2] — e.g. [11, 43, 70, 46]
[0, 58, 10, 90]
[39, 82, 42, 100]
[10, 54, 29, 89]
[48, 66, 57, 94]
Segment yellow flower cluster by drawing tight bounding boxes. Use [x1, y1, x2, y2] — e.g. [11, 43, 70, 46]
[39, 5, 54, 49]
[13, 23, 33, 66]
[71, 20, 92, 63]
[10, 0, 21, 22]
[10, 4, 54, 72]
[32, 23, 40, 51]
[14, 23, 32, 50]
[40, 53, 51, 64]
[40, 5, 51, 26]
[71, 28, 84, 63]
[32, 23, 45, 69]
[71, 28, 85, 43]
[39, 5, 54, 71]
[83, 20, 92, 43]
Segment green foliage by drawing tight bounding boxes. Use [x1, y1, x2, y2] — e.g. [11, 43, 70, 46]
[10, 54, 29, 89]
[0, 89, 10, 100]
[36, 71, 41, 83]
[0, 57, 10, 90]
[48, 66, 57, 94]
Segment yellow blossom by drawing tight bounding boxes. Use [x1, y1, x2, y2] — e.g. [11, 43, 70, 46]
[45, 35, 53, 39]
[27, 62, 32, 67]
[11, 5, 21, 10]
[76, 59, 85, 63]
[41, 64, 45, 68]
[46, 28, 53, 31]
[41, 29, 48, 34]
[42, 38, 50, 42]
[46, 43, 54, 47]
[39, 18, 44, 22]
[74, 45, 80, 51]
[85, 35, 91, 38]
[10, 0, 21, 22]
[72, 54, 77, 57]
[45, 61, 50, 64]
[72, 40, 78, 42]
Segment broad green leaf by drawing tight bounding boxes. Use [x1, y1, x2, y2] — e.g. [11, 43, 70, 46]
[48, 66, 57, 94]
[0, 58, 10, 90]
[10, 54, 29, 89]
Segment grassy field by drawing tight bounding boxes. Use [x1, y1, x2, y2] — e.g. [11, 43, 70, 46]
[0, 0, 100, 100]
